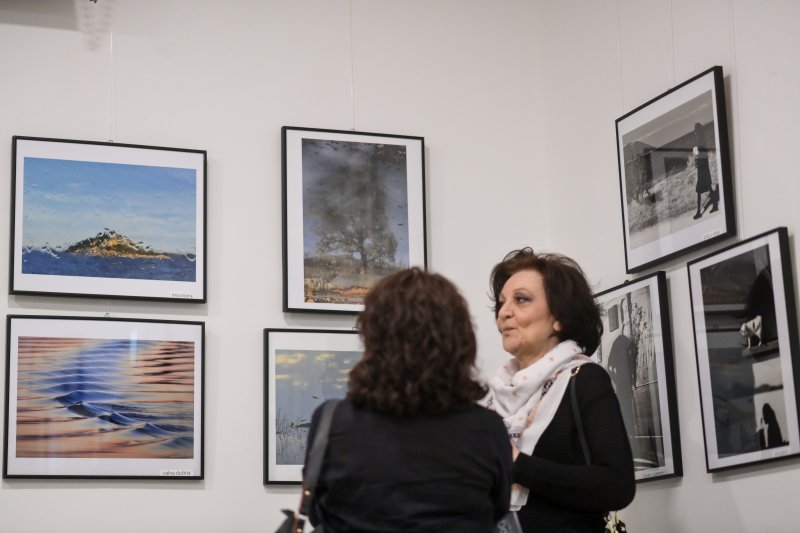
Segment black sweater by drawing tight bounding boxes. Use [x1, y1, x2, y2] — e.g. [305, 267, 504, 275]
[307, 400, 512, 533]
[514, 363, 636, 532]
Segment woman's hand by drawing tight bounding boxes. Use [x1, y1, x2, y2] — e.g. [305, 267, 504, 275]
[510, 440, 520, 461]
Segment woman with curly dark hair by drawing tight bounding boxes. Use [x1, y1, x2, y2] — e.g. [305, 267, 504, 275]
[306, 267, 512, 532]
[485, 248, 635, 532]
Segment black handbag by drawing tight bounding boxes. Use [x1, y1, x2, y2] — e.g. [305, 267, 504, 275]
[569, 368, 628, 533]
[275, 399, 341, 533]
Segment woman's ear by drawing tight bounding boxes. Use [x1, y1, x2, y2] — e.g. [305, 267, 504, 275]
[553, 320, 562, 332]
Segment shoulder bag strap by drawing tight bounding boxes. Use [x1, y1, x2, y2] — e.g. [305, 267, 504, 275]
[298, 399, 341, 517]
[570, 367, 591, 465]
[571, 368, 627, 532]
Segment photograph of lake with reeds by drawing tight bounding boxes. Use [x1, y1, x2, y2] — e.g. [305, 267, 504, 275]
[14, 336, 196, 459]
[274, 348, 361, 464]
[21, 156, 197, 282]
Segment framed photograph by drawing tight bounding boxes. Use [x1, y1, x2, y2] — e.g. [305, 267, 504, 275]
[264, 328, 362, 484]
[3, 315, 204, 479]
[616, 66, 735, 273]
[282, 126, 426, 314]
[594, 271, 682, 482]
[688, 227, 800, 472]
[10, 136, 206, 302]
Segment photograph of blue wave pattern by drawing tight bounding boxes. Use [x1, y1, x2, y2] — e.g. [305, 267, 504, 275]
[15, 336, 195, 459]
[21, 157, 197, 281]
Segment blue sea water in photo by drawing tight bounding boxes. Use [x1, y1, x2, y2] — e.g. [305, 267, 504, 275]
[16, 336, 196, 459]
[22, 249, 196, 282]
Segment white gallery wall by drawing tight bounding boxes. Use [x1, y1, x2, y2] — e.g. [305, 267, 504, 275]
[0, 1, 797, 532]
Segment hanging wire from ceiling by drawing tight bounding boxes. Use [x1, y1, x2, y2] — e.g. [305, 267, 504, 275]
[726, 0, 744, 233]
[667, 0, 676, 85]
[615, 0, 626, 112]
[348, 0, 357, 131]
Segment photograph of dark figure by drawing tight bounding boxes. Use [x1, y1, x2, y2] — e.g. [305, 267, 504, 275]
[620, 94, 722, 251]
[758, 403, 786, 449]
[698, 246, 782, 458]
[742, 267, 778, 351]
[594, 274, 679, 482]
[692, 122, 719, 220]
[606, 302, 635, 439]
[615, 66, 736, 274]
[689, 229, 800, 472]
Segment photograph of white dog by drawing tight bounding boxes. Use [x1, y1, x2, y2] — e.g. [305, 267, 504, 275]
[688, 227, 800, 471]
[740, 315, 763, 350]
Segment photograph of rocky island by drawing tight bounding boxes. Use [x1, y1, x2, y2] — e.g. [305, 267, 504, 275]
[19, 155, 198, 283]
[22, 228, 196, 281]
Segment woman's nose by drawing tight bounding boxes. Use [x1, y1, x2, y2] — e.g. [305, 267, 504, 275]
[498, 302, 511, 319]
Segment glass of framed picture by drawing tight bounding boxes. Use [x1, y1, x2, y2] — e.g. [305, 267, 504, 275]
[616, 66, 735, 273]
[688, 227, 800, 472]
[3, 315, 204, 479]
[10, 136, 207, 302]
[264, 328, 362, 484]
[282, 126, 426, 314]
[594, 271, 682, 482]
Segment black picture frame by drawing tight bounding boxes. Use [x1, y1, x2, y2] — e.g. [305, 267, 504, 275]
[594, 271, 682, 482]
[282, 126, 427, 314]
[687, 227, 800, 472]
[263, 328, 362, 484]
[10, 136, 207, 302]
[615, 66, 735, 273]
[3, 315, 204, 479]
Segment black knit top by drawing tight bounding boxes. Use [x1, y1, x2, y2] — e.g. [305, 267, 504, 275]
[307, 400, 513, 533]
[513, 363, 636, 532]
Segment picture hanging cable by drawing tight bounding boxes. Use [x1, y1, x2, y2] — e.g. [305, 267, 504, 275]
[615, 0, 626, 112]
[667, 0, 676, 85]
[109, 28, 117, 143]
[727, 0, 744, 232]
[348, 0, 357, 131]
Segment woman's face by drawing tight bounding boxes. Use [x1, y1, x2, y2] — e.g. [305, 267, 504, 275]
[496, 269, 561, 366]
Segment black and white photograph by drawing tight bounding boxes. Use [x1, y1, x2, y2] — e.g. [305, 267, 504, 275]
[282, 127, 426, 314]
[616, 66, 735, 272]
[688, 227, 800, 472]
[594, 272, 682, 482]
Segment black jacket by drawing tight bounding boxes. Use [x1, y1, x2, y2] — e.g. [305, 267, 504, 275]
[306, 399, 512, 533]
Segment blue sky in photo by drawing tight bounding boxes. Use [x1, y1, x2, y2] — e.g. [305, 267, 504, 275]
[275, 349, 361, 423]
[22, 157, 197, 253]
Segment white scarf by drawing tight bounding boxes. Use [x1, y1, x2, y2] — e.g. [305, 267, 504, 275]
[484, 340, 590, 511]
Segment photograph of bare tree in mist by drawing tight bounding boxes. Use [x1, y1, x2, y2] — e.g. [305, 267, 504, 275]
[301, 139, 409, 305]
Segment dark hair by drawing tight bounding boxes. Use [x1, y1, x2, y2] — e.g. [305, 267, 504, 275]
[348, 267, 486, 416]
[489, 248, 603, 355]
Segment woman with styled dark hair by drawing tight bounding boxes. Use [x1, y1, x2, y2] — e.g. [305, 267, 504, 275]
[306, 267, 512, 532]
[485, 248, 635, 532]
